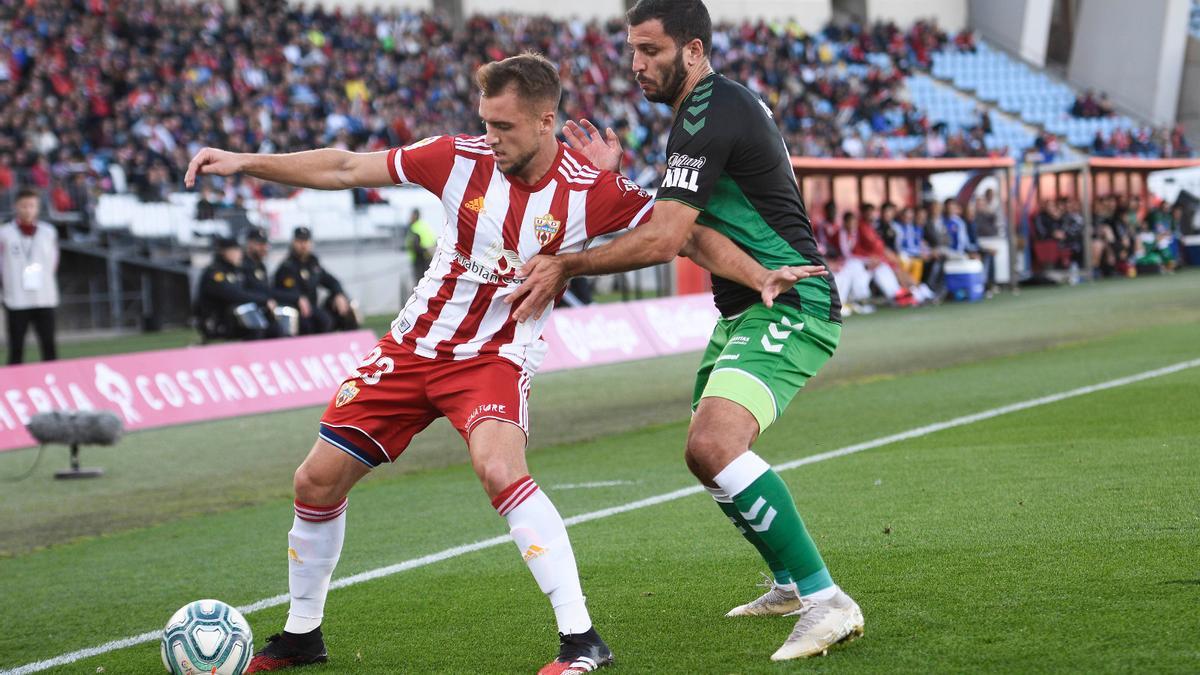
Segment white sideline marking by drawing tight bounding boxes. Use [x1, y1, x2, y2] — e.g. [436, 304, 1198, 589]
[5, 358, 1197, 675]
[552, 480, 636, 489]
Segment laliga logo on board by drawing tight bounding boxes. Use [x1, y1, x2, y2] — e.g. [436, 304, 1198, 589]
[552, 312, 641, 361]
[642, 302, 721, 349]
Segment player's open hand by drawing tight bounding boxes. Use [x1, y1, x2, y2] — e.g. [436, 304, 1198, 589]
[185, 147, 245, 188]
[761, 265, 828, 308]
[505, 255, 568, 322]
[561, 120, 622, 172]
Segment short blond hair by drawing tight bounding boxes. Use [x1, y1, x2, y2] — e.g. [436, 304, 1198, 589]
[475, 52, 561, 109]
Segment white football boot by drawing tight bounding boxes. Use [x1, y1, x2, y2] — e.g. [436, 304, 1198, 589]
[770, 589, 864, 660]
[725, 576, 802, 617]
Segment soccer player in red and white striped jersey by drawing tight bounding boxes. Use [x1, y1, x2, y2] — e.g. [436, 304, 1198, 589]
[186, 53, 807, 674]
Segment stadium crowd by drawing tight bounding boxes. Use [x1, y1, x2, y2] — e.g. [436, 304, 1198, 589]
[0, 1, 972, 203]
[3, 0, 1190, 218]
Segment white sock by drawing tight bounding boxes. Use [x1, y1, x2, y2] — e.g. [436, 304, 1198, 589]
[803, 584, 840, 602]
[285, 498, 348, 634]
[712, 451, 772, 498]
[494, 475, 592, 635]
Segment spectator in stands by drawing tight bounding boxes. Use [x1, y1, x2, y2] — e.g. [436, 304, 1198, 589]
[195, 186, 221, 221]
[1031, 132, 1061, 163]
[1169, 125, 1193, 158]
[1071, 90, 1098, 118]
[1097, 93, 1115, 117]
[975, 106, 992, 135]
[0, 154, 13, 192]
[195, 236, 277, 341]
[0, 189, 59, 364]
[1071, 90, 1115, 119]
[274, 227, 356, 334]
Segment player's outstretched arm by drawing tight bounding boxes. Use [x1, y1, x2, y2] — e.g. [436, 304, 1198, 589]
[184, 147, 394, 191]
[682, 227, 827, 308]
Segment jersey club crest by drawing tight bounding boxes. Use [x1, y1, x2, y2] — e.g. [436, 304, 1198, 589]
[533, 213, 561, 246]
[335, 380, 360, 407]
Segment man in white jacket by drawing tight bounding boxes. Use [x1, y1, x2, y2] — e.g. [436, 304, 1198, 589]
[0, 189, 60, 364]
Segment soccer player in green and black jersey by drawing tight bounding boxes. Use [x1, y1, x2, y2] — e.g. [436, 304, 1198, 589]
[507, 0, 864, 662]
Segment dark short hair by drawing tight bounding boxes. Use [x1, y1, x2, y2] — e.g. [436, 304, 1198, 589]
[627, 0, 713, 56]
[15, 188, 37, 202]
[475, 52, 562, 109]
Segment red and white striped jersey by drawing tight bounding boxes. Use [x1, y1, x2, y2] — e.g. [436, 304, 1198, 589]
[384, 134, 653, 373]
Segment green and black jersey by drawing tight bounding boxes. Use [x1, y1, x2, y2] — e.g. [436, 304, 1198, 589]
[657, 73, 841, 323]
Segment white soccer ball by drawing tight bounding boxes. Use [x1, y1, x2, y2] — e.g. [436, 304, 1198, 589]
[160, 599, 253, 675]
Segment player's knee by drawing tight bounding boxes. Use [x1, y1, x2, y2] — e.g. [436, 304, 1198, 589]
[683, 446, 708, 480]
[684, 432, 725, 481]
[293, 461, 340, 505]
[472, 454, 519, 499]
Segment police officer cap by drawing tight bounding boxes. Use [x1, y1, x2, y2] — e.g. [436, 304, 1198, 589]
[213, 235, 239, 251]
[246, 226, 269, 243]
[293, 227, 313, 241]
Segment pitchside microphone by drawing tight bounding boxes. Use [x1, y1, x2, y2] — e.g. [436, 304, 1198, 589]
[25, 410, 124, 479]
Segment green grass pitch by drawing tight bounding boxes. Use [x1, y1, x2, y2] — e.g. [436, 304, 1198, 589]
[0, 273, 1197, 673]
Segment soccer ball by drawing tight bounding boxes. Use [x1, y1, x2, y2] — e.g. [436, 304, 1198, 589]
[160, 599, 253, 675]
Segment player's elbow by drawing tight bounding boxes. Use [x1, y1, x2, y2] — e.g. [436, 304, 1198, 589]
[647, 233, 687, 264]
[648, 243, 679, 265]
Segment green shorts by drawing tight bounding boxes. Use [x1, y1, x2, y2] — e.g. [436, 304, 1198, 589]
[692, 304, 840, 433]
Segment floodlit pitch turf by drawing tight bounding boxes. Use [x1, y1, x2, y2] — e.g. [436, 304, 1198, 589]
[1, 273, 1198, 673]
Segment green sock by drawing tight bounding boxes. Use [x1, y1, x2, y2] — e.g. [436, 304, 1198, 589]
[707, 487, 793, 586]
[715, 454, 834, 596]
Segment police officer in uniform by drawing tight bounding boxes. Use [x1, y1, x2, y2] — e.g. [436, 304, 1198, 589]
[273, 227, 356, 334]
[196, 236, 279, 341]
[242, 226, 307, 335]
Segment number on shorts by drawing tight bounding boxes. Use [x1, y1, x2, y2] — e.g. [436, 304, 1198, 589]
[357, 346, 395, 386]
